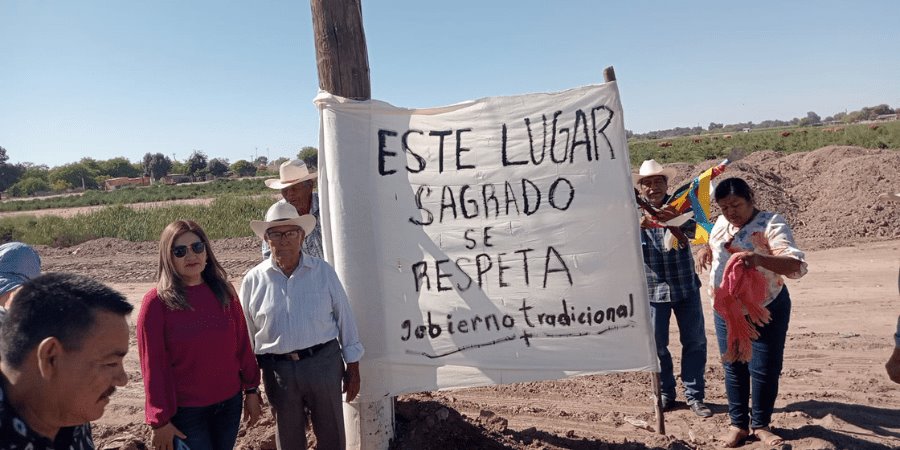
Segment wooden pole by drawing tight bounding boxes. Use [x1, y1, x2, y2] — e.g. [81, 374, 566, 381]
[604, 65, 666, 435]
[310, 0, 371, 100]
[310, 1, 393, 449]
[603, 66, 616, 83]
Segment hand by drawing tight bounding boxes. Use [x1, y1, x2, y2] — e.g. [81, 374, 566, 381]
[654, 205, 680, 222]
[695, 245, 712, 273]
[887, 347, 900, 384]
[343, 361, 361, 402]
[732, 251, 759, 268]
[243, 392, 262, 426]
[151, 422, 186, 450]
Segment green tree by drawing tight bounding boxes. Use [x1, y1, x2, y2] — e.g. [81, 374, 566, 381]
[868, 104, 893, 119]
[141, 153, 173, 181]
[20, 163, 49, 181]
[0, 146, 26, 192]
[7, 177, 51, 197]
[207, 158, 229, 177]
[186, 151, 208, 178]
[297, 146, 318, 170]
[253, 156, 268, 167]
[99, 157, 140, 178]
[230, 160, 257, 177]
[79, 157, 102, 174]
[49, 162, 99, 190]
[171, 160, 188, 176]
[799, 111, 821, 126]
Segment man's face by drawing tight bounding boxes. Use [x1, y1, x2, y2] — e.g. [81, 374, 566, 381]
[51, 310, 129, 425]
[281, 181, 313, 214]
[638, 175, 669, 208]
[265, 225, 305, 259]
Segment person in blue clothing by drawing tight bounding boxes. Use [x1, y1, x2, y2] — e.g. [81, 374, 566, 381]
[0, 242, 41, 325]
[635, 159, 712, 418]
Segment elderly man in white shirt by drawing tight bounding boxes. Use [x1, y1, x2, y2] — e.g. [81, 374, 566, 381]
[240, 202, 364, 450]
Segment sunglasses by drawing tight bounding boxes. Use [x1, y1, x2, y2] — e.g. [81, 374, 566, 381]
[172, 241, 206, 258]
[266, 229, 302, 241]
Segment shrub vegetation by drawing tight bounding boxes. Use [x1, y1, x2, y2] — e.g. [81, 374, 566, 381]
[628, 120, 900, 165]
[0, 195, 274, 246]
[0, 178, 271, 212]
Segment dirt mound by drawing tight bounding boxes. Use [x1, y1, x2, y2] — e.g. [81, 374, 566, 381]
[665, 146, 900, 250]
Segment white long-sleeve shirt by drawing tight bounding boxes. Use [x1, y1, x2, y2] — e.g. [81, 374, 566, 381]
[240, 255, 364, 363]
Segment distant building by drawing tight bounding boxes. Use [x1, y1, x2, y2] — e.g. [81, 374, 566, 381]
[167, 174, 192, 184]
[875, 113, 898, 122]
[104, 176, 151, 190]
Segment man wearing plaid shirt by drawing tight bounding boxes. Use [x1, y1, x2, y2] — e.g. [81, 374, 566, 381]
[635, 159, 712, 418]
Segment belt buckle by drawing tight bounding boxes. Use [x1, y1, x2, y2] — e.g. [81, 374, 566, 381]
[289, 352, 301, 361]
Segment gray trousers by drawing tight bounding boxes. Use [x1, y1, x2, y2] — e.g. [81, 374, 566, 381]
[260, 340, 345, 450]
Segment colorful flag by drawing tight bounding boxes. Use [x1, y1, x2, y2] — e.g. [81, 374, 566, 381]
[666, 158, 732, 246]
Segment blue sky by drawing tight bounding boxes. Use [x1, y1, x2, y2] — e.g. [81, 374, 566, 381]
[1, 1, 898, 167]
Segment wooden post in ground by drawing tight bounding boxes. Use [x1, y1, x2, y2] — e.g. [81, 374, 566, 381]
[603, 65, 666, 435]
[310, 1, 393, 449]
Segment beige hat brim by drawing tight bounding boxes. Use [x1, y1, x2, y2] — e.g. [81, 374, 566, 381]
[633, 167, 677, 185]
[251, 215, 317, 239]
[264, 172, 318, 190]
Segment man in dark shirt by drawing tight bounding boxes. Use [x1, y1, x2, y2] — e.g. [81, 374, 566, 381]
[0, 273, 133, 449]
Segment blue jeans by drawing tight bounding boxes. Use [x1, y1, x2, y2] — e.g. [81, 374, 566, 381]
[650, 289, 708, 403]
[714, 286, 791, 429]
[170, 391, 243, 450]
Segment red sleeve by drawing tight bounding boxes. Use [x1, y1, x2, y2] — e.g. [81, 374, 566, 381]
[136, 289, 177, 427]
[231, 297, 261, 389]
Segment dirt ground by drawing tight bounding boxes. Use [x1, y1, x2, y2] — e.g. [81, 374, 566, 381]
[17, 146, 900, 449]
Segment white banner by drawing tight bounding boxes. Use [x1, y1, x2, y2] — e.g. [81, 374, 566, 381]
[315, 83, 657, 399]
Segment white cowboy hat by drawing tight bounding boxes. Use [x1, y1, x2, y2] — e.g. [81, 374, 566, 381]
[632, 159, 677, 185]
[264, 159, 318, 190]
[250, 201, 317, 239]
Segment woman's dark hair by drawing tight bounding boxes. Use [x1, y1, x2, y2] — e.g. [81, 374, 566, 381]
[714, 177, 754, 203]
[156, 220, 233, 310]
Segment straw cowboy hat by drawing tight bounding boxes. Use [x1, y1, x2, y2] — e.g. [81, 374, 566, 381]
[632, 159, 677, 185]
[250, 201, 317, 239]
[264, 159, 318, 190]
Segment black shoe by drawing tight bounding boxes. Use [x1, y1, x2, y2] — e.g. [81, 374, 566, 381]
[689, 401, 712, 418]
[660, 396, 676, 411]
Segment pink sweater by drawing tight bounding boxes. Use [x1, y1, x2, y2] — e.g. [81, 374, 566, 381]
[714, 254, 770, 363]
[137, 284, 260, 427]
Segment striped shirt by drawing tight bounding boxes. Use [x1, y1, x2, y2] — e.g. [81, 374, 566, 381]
[240, 255, 364, 363]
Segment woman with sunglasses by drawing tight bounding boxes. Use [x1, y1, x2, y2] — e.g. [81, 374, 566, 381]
[695, 178, 807, 448]
[137, 220, 261, 450]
